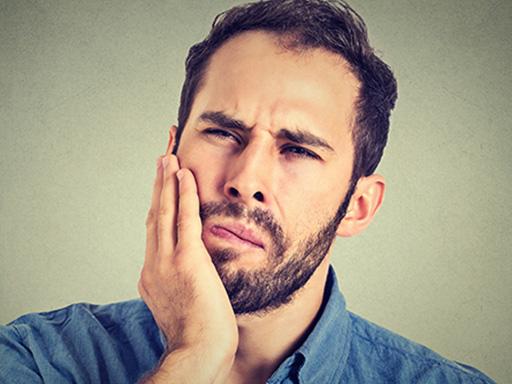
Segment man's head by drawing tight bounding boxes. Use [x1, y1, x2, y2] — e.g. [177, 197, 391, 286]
[174, 0, 397, 183]
[170, 0, 397, 315]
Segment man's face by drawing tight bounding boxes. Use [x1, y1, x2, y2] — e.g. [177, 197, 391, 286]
[176, 31, 360, 314]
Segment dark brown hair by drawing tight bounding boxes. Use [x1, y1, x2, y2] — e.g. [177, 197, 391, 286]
[175, 0, 397, 182]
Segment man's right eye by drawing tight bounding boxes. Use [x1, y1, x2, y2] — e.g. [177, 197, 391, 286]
[203, 128, 241, 144]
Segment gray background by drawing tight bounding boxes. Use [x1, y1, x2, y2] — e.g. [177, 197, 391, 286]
[1, 0, 510, 382]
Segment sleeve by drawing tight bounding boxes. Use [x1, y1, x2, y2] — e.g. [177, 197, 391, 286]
[0, 324, 43, 383]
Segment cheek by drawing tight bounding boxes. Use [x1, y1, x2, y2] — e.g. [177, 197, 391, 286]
[276, 166, 346, 236]
[177, 142, 229, 203]
[277, 161, 336, 205]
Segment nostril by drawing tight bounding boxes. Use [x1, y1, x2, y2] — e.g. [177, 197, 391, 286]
[253, 191, 264, 202]
[228, 187, 240, 198]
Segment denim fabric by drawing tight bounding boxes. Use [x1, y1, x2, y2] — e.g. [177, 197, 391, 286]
[1, 267, 495, 383]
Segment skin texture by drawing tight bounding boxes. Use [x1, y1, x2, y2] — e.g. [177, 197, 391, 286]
[138, 31, 385, 384]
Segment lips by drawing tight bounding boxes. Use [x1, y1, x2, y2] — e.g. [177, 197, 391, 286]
[209, 223, 265, 249]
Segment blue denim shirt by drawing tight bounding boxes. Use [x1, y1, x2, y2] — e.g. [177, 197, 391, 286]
[1, 267, 495, 383]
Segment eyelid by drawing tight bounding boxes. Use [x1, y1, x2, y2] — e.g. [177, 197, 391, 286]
[203, 128, 242, 144]
[281, 144, 322, 160]
[203, 128, 321, 160]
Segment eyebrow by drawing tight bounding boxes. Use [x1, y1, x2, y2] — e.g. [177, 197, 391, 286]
[198, 111, 335, 152]
[276, 128, 334, 152]
[199, 111, 249, 131]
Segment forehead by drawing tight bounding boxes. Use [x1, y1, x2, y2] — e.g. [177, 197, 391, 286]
[188, 31, 360, 149]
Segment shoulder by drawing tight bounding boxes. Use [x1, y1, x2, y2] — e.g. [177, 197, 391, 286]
[4, 299, 152, 336]
[343, 312, 495, 383]
[1, 299, 159, 352]
[1, 300, 162, 382]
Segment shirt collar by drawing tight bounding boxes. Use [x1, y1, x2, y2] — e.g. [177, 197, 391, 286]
[154, 266, 351, 383]
[269, 265, 351, 383]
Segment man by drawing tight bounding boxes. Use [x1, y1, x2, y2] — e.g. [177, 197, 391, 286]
[0, 0, 496, 383]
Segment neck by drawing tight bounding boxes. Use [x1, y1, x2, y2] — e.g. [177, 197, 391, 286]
[227, 256, 331, 384]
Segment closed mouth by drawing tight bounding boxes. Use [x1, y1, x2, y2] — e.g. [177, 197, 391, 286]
[209, 223, 265, 249]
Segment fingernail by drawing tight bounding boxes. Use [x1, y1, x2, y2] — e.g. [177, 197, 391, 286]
[176, 169, 184, 181]
[156, 157, 162, 169]
[162, 156, 169, 168]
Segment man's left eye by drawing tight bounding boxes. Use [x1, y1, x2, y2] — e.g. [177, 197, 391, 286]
[281, 145, 320, 160]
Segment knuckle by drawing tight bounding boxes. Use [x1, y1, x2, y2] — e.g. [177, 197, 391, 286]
[176, 217, 190, 231]
[158, 207, 169, 218]
[139, 268, 148, 282]
[177, 217, 199, 238]
[139, 265, 153, 280]
[139, 273, 152, 291]
[173, 246, 189, 260]
[157, 222, 169, 237]
[145, 210, 157, 226]
[156, 262, 171, 277]
[137, 279, 145, 295]
[172, 254, 188, 271]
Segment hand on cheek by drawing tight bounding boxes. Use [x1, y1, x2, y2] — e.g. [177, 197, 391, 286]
[137, 155, 238, 383]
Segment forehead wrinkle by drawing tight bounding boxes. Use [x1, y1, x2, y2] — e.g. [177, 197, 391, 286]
[198, 108, 336, 155]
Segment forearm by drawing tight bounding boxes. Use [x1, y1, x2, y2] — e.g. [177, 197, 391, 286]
[139, 347, 234, 384]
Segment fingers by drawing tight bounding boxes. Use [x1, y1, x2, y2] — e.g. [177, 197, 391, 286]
[144, 154, 203, 273]
[157, 155, 180, 262]
[176, 168, 202, 245]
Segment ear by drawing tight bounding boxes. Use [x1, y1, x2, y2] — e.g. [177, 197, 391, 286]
[166, 125, 178, 155]
[336, 174, 385, 238]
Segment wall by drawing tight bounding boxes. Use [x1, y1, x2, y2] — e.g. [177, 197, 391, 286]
[1, 1, 510, 382]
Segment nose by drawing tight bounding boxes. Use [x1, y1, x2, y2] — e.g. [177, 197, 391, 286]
[223, 141, 272, 207]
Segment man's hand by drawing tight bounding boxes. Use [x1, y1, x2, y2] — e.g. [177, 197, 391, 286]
[138, 155, 238, 383]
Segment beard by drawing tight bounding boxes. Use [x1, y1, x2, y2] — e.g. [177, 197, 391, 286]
[200, 182, 356, 315]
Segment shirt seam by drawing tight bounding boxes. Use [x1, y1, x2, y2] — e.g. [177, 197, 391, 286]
[9, 323, 44, 378]
[11, 323, 25, 341]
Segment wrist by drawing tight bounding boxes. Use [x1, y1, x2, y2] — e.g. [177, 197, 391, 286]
[141, 345, 235, 384]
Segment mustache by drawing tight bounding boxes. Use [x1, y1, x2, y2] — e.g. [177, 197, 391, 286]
[200, 201, 284, 241]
